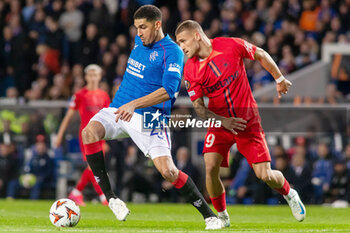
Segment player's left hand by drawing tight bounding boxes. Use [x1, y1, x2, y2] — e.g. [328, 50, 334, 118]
[114, 102, 136, 122]
[277, 79, 292, 98]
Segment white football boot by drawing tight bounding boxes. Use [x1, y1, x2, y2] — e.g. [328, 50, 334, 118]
[218, 210, 230, 227]
[205, 216, 224, 230]
[283, 188, 306, 222]
[108, 198, 130, 221]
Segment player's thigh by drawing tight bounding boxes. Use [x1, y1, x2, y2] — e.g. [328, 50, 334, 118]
[203, 128, 235, 168]
[236, 129, 271, 167]
[121, 113, 171, 159]
[89, 107, 128, 140]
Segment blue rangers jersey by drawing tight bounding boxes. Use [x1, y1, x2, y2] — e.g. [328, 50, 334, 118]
[111, 34, 184, 119]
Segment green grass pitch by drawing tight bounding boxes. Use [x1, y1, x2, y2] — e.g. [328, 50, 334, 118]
[1, 200, 350, 232]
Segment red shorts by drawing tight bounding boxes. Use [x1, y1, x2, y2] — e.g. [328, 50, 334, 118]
[202, 123, 271, 167]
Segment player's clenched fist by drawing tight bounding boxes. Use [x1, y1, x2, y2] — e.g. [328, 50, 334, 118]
[221, 117, 247, 135]
[277, 79, 292, 99]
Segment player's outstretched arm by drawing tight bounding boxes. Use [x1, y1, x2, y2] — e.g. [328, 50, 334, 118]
[254, 47, 292, 98]
[114, 87, 170, 122]
[55, 108, 76, 148]
[193, 97, 246, 135]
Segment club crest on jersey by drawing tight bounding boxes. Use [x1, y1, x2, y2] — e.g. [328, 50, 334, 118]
[184, 80, 191, 90]
[149, 51, 159, 61]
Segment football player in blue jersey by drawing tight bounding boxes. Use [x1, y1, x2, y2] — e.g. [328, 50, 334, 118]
[80, 5, 223, 230]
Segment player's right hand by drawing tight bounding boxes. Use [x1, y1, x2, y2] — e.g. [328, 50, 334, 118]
[221, 117, 247, 135]
[277, 79, 292, 98]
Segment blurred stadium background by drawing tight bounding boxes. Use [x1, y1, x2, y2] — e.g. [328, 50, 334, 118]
[0, 0, 349, 209]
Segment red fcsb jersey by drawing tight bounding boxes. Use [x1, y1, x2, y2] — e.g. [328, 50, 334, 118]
[184, 37, 260, 124]
[69, 87, 110, 131]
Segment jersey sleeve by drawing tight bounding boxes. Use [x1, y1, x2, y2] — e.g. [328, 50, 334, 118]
[162, 47, 184, 99]
[69, 94, 79, 110]
[231, 38, 256, 60]
[184, 64, 204, 102]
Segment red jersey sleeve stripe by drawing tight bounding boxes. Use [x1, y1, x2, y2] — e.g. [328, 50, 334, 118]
[211, 61, 222, 76]
[208, 61, 221, 77]
[227, 88, 237, 117]
[224, 88, 237, 117]
[224, 89, 233, 117]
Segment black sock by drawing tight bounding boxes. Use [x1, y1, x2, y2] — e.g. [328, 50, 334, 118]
[176, 175, 216, 219]
[86, 151, 116, 201]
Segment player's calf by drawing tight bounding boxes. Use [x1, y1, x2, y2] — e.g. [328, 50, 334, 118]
[84, 142, 116, 201]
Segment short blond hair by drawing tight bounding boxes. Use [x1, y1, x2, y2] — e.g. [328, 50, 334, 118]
[84, 64, 102, 74]
[175, 20, 204, 36]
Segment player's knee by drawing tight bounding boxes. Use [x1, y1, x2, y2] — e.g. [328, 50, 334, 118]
[261, 174, 273, 183]
[160, 168, 177, 182]
[256, 171, 273, 183]
[82, 126, 97, 144]
[205, 163, 219, 177]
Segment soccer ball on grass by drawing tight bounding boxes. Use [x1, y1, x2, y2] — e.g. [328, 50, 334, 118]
[49, 198, 80, 227]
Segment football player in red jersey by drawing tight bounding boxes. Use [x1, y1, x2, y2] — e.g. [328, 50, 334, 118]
[176, 20, 305, 226]
[55, 64, 110, 206]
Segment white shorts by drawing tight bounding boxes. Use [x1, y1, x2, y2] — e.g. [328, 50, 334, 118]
[90, 107, 171, 160]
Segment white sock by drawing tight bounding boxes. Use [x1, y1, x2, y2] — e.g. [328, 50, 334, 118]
[72, 188, 82, 196]
[218, 209, 228, 217]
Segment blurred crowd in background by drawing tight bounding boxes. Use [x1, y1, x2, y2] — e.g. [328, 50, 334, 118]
[0, 0, 350, 100]
[0, 107, 350, 206]
[1, 0, 350, 205]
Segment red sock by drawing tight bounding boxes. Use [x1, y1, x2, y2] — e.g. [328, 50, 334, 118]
[275, 178, 290, 196]
[84, 141, 102, 155]
[172, 170, 188, 189]
[76, 168, 91, 192]
[87, 168, 104, 196]
[210, 192, 226, 212]
[77, 141, 103, 194]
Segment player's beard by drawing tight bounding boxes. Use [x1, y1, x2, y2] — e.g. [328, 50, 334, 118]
[142, 37, 152, 46]
[144, 29, 160, 46]
[140, 37, 148, 46]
